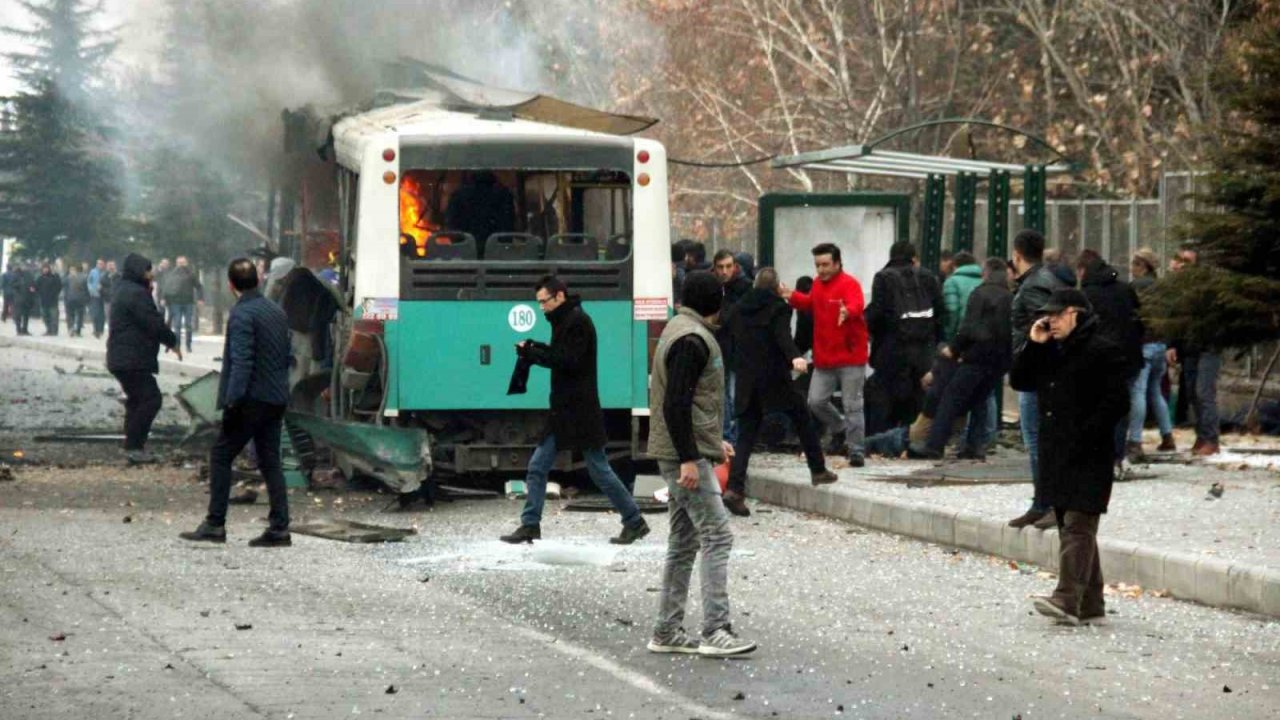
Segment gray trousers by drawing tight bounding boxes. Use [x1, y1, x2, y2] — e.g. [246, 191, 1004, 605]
[807, 365, 867, 453]
[654, 459, 733, 638]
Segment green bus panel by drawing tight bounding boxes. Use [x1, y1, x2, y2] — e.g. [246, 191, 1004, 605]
[395, 301, 635, 411]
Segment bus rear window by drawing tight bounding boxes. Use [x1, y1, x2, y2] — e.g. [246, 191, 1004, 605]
[399, 169, 632, 262]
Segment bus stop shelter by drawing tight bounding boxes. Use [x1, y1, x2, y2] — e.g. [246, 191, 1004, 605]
[771, 120, 1075, 268]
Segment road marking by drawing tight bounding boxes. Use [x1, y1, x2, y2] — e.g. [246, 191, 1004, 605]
[510, 624, 740, 720]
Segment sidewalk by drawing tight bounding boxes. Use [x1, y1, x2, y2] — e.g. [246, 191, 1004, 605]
[0, 319, 221, 379]
[746, 442, 1280, 618]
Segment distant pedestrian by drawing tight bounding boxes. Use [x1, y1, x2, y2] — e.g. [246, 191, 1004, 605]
[1127, 248, 1176, 455]
[1006, 229, 1069, 530]
[11, 264, 35, 335]
[165, 256, 203, 354]
[1076, 249, 1144, 472]
[35, 263, 62, 336]
[153, 258, 172, 324]
[499, 275, 650, 546]
[646, 270, 755, 658]
[784, 243, 869, 466]
[713, 249, 751, 445]
[865, 241, 944, 435]
[912, 258, 1012, 460]
[88, 258, 107, 338]
[722, 268, 837, 516]
[64, 263, 90, 337]
[1, 262, 14, 322]
[1166, 247, 1220, 456]
[180, 258, 293, 548]
[1011, 288, 1129, 626]
[106, 253, 181, 465]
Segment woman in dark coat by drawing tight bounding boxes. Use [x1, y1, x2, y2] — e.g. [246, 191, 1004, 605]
[1010, 288, 1130, 626]
[500, 277, 647, 545]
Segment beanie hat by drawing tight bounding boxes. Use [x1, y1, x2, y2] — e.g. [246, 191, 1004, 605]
[681, 270, 723, 317]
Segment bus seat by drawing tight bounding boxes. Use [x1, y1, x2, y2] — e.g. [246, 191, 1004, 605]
[547, 233, 598, 261]
[427, 231, 477, 261]
[605, 233, 632, 261]
[484, 233, 544, 261]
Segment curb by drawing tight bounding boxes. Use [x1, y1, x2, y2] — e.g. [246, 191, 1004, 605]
[749, 470, 1280, 619]
[0, 335, 217, 380]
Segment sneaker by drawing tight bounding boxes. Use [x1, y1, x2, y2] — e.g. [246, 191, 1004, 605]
[1007, 509, 1047, 528]
[722, 490, 751, 517]
[1032, 509, 1058, 530]
[847, 452, 865, 468]
[178, 522, 226, 544]
[125, 450, 159, 465]
[698, 626, 757, 657]
[248, 530, 292, 547]
[610, 519, 650, 545]
[500, 524, 541, 544]
[647, 628, 702, 654]
[810, 470, 838, 486]
[1156, 434, 1177, 452]
[1032, 595, 1080, 626]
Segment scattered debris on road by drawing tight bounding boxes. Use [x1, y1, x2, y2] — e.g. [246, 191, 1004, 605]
[290, 518, 416, 543]
[234, 623, 252, 631]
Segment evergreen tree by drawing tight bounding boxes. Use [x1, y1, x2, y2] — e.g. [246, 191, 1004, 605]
[0, 0, 123, 259]
[1143, 19, 1280, 351]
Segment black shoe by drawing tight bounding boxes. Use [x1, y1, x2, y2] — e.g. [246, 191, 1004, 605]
[610, 519, 650, 545]
[248, 530, 292, 547]
[905, 444, 943, 460]
[810, 469, 838, 486]
[823, 433, 847, 456]
[848, 452, 865, 468]
[722, 490, 751, 517]
[500, 524, 541, 544]
[956, 448, 987, 461]
[1007, 509, 1047, 528]
[126, 450, 159, 465]
[179, 522, 226, 544]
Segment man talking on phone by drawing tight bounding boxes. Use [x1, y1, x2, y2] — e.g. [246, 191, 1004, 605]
[1011, 288, 1129, 625]
[646, 271, 756, 657]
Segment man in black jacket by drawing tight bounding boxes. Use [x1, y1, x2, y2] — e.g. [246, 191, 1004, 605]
[713, 249, 752, 446]
[1007, 229, 1069, 529]
[35, 263, 62, 336]
[722, 268, 837, 516]
[1011, 289, 1130, 626]
[500, 275, 649, 545]
[181, 258, 294, 547]
[913, 258, 1013, 459]
[865, 241, 944, 435]
[11, 264, 35, 335]
[106, 254, 181, 465]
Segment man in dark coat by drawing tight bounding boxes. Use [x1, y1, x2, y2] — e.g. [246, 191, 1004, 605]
[35, 263, 62, 336]
[722, 268, 837, 516]
[11, 264, 35, 335]
[865, 241, 945, 435]
[913, 258, 1013, 459]
[106, 253, 181, 464]
[181, 258, 293, 547]
[1010, 288, 1130, 626]
[713, 249, 752, 445]
[64, 263, 90, 337]
[1, 262, 14, 322]
[1007, 229, 1069, 529]
[500, 275, 649, 545]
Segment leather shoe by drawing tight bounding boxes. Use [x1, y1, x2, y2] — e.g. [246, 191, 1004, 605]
[810, 470, 839, 486]
[1192, 441, 1220, 457]
[500, 524, 541, 544]
[248, 530, 291, 547]
[610, 519, 650, 545]
[1032, 509, 1058, 530]
[1007, 509, 1047, 528]
[1156, 434, 1177, 452]
[179, 522, 226, 544]
[722, 490, 751, 517]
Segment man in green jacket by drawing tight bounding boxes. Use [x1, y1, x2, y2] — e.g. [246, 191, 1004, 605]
[941, 251, 981, 342]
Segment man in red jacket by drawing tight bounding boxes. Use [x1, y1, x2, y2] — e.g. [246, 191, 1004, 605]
[784, 243, 869, 467]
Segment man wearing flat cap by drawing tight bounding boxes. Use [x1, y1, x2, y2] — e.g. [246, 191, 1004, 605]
[1010, 288, 1131, 626]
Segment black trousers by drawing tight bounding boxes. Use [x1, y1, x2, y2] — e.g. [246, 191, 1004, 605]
[41, 304, 58, 335]
[112, 370, 163, 451]
[1, 294, 11, 321]
[866, 345, 933, 435]
[728, 388, 826, 495]
[66, 301, 86, 335]
[13, 303, 30, 334]
[924, 362, 1000, 455]
[207, 401, 289, 531]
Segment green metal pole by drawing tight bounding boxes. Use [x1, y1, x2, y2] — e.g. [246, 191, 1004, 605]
[953, 171, 977, 253]
[1024, 164, 1047, 233]
[986, 169, 1010, 259]
[923, 173, 946, 271]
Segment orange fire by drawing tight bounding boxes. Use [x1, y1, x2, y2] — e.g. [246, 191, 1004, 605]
[399, 172, 438, 257]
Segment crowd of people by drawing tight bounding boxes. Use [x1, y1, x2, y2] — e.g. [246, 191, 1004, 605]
[2, 255, 205, 347]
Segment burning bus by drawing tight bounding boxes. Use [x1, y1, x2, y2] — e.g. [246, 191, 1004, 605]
[279, 66, 673, 504]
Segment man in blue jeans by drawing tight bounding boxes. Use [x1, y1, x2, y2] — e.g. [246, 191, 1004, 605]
[1006, 230, 1067, 529]
[501, 275, 649, 545]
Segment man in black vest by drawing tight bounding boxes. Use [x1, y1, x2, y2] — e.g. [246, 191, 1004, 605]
[500, 275, 649, 545]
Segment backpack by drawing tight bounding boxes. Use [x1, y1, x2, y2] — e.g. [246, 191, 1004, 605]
[888, 266, 936, 344]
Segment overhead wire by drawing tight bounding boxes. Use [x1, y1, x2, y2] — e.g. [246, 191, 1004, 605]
[667, 154, 778, 168]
